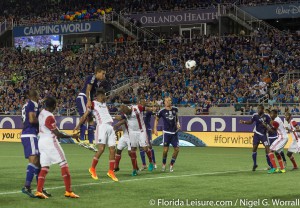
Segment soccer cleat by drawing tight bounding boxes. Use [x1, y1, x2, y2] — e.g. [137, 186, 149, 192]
[268, 168, 277, 174]
[291, 167, 298, 171]
[139, 165, 147, 171]
[35, 191, 48, 199]
[132, 170, 138, 176]
[252, 164, 258, 171]
[275, 168, 280, 173]
[22, 187, 36, 198]
[154, 163, 157, 169]
[148, 163, 154, 171]
[78, 142, 88, 148]
[89, 167, 98, 180]
[42, 189, 52, 197]
[280, 169, 286, 173]
[170, 165, 174, 172]
[88, 144, 98, 152]
[114, 167, 120, 172]
[64, 191, 79, 198]
[162, 165, 166, 172]
[107, 170, 119, 182]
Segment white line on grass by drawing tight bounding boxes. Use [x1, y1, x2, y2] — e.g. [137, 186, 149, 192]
[0, 169, 254, 196]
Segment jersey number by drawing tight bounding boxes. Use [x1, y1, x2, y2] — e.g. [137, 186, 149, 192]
[21, 104, 27, 123]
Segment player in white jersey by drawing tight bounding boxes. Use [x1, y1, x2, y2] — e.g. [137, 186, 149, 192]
[285, 112, 300, 170]
[114, 115, 132, 172]
[265, 110, 288, 174]
[74, 89, 118, 182]
[114, 104, 156, 176]
[35, 97, 79, 199]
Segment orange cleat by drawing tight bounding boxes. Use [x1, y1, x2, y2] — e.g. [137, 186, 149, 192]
[64, 191, 80, 198]
[107, 170, 119, 182]
[89, 167, 98, 180]
[35, 191, 48, 199]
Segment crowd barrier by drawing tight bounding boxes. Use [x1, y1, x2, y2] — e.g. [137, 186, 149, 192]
[1, 116, 299, 148]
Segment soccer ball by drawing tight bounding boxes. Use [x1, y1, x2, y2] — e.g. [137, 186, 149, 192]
[185, 60, 196, 69]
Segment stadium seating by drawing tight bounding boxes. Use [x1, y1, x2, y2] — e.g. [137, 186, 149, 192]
[1, 28, 299, 115]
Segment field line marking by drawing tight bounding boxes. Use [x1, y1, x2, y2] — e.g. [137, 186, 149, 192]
[0, 169, 254, 196]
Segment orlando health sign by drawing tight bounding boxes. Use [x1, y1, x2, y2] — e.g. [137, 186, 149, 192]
[13, 21, 104, 37]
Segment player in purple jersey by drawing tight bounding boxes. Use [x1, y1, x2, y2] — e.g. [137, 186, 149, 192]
[153, 97, 180, 172]
[240, 105, 272, 171]
[21, 90, 51, 198]
[75, 66, 107, 150]
[139, 100, 157, 170]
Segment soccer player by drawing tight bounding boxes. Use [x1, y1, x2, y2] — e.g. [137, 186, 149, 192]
[265, 109, 286, 169]
[21, 90, 51, 198]
[153, 97, 180, 172]
[75, 90, 118, 182]
[239, 105, 271, 171]
[285, 112, 299, 170]
[140, 100, 157, 170]
[115, 104, 155, 176]
[75, 66, 107, 150]
[265, 110, 289, 173]
[114, 115, 131, 172]
[35, 97, 79, 199]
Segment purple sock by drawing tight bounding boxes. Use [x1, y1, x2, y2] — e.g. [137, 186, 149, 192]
[170, 158, 176, 166]
[151, 149, 156, 164]
[162, 157, 167, 165]
[25, 163, 36, 188]
[252, 152, 257, 166]
[140, 150, 146, 166]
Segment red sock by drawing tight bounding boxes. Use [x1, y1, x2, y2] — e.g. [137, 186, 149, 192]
[146, 149, 153, 163]
[61, 164, 71, 192]
[130, 151, 137, 170]
[115, 154, 121, 169]
[276, 153, 284, 169]
[289, 155, 298, 168]
[91, 157, 99, 169]
[268, 153, 277, 169]
[37, 167, 49, 192]
[109, 160, 115, 171]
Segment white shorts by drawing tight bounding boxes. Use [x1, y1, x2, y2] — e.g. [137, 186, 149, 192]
[38, 137, 67, 167]
[288, 139, 300, 153]
[117, 135, 131, 151]
[95, 123, 116, 147]
[129, 131, 148, 148]
[270, 137, 288, 153]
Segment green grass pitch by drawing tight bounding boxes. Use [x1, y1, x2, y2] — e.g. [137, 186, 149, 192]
[1, 143, 300, 208]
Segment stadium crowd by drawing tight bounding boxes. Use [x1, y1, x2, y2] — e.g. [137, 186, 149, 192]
[0, 28, 299, 115]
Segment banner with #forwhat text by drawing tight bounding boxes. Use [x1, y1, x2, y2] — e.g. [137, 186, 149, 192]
[1, 115, 299, 148]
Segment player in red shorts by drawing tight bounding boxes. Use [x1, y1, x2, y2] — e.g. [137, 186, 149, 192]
[35, 97, 80, 199]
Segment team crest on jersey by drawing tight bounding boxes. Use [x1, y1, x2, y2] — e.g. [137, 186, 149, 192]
[167, 111, 175, 120]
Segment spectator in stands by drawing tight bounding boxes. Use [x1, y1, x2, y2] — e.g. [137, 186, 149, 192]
[291, 105, 300, 115]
